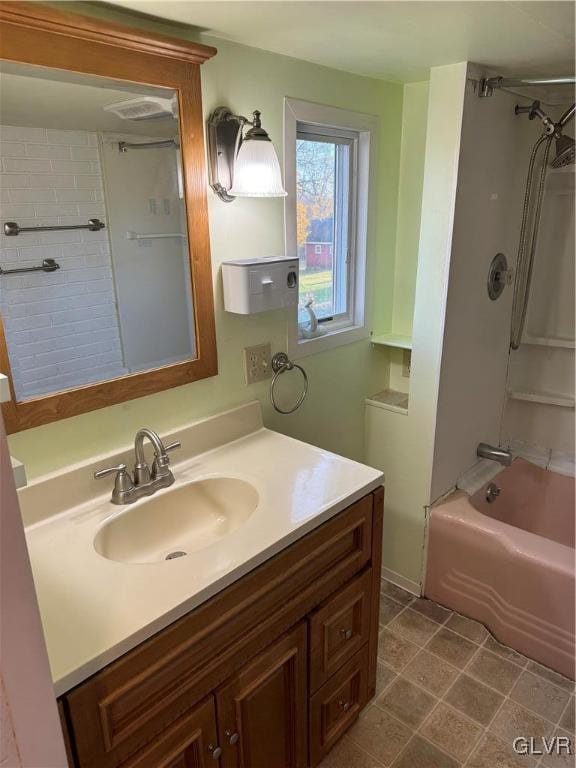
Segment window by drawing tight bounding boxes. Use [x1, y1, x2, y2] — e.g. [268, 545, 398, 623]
[284, 98, 376, 356]
[296, 126, 356, 328]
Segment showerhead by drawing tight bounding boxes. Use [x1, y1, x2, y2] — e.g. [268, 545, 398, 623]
[550, 102, 575, 167]
[551, 133, 575, 168]
[516, 100, 576, 166]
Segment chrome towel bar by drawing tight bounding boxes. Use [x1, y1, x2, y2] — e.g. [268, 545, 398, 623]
[0, 258, 60, 276]
[119, 139, 179, 152]
[4, 218, 105, 236]
[126, 231, 186, 241]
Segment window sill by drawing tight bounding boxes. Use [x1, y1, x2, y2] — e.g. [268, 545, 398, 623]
[289, 323, 369, 358]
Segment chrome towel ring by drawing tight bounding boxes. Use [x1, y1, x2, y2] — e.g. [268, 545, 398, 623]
[270, 352, 308, 414]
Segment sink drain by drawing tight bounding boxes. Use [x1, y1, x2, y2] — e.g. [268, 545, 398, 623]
[165, 550, 187, 560]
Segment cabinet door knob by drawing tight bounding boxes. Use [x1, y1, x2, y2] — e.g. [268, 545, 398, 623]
[208, 744, 222, 760]
[225, 729, 240, 745]
[340, 628, 353, 640]
[338, 699, 351, 712]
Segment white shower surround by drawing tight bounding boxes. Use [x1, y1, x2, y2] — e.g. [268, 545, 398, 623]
[0, 124, 126, 400]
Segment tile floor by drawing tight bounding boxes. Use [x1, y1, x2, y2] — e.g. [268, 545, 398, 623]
[319, 580, 575, 768]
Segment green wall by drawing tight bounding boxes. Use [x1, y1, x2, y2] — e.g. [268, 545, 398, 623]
[8, 4, 403, 478]
[392, 82, 429, 336]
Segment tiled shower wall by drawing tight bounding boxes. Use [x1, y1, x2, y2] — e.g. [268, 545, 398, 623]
[0, 125, 126, 400]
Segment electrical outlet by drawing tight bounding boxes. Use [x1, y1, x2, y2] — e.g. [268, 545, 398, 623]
[402, 349, 411, 378]
[244, 343, 272, 385]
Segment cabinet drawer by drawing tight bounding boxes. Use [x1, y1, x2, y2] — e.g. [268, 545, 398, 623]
[309, 569, 372, 692]
[309, 646, 369, 767]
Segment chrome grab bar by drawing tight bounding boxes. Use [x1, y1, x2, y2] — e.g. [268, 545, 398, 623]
[4, 218, 105, 237]
[0, 258, 60, 276]
[270, 352, 308, 415]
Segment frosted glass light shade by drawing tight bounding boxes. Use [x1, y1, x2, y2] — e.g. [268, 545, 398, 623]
[229, 139, 287, 197]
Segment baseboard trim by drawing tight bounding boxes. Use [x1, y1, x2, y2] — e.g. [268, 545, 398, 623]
[381, 566, 421, 597]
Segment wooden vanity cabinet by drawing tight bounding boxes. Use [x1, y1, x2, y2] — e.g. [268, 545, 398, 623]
[59, 488, 383, 768]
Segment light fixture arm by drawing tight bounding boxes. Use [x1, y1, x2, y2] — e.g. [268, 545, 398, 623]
[207, 106, 240, 202]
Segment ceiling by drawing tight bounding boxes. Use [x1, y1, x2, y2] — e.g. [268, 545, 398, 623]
[0, 63, 177, 136]
[104, 1, 575, 83]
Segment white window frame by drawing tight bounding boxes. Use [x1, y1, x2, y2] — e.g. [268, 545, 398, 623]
[284, 97, 377, 358]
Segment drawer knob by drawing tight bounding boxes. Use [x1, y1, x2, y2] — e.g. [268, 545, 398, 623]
[226, 730, 240, 746]
[340, 628, 353, 640]
[338, 699, 351, 712]
[208, 744, 222, 760]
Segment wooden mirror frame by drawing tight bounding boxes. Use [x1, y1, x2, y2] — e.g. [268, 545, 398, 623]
[0, 2, 218, 434]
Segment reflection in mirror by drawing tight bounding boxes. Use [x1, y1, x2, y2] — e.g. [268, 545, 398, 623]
[0, 63, 196, 402]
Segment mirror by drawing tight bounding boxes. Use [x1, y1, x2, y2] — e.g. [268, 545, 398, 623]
[0, 63, 196, 402]
[0, 4, 216, 433]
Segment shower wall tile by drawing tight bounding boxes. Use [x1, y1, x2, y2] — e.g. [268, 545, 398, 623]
[0, 125, 46, 143]
[46, 129, 90, 146]
[0, 124, 126, 401]
[25, 144, 71, 160]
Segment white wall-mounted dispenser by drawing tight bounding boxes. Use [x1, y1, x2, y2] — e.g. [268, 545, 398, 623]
[222, 256, 299, 314]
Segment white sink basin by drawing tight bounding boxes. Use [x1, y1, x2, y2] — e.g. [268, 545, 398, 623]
[94, 477, 258, 564]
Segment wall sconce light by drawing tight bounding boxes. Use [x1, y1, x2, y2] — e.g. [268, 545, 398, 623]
[207, 106, 287, 202]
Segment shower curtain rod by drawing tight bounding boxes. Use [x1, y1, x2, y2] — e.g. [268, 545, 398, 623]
[480, 76, 576, 98]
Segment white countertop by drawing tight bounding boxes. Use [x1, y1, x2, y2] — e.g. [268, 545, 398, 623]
[20, 403, 383, 696]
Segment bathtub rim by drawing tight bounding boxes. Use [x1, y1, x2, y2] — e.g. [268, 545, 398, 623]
[431, 489, 574, 570]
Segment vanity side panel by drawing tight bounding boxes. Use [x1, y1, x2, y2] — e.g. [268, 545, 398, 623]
[58, 700, 78, 768]
[368, 486, 384, 698]
[64, 496, 373, 768]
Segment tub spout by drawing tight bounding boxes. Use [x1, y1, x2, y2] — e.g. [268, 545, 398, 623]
[477, 442, 513, 466]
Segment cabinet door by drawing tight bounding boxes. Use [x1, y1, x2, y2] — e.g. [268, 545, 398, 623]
[120, 697, 220, 768]
[216, 623, 307, 768]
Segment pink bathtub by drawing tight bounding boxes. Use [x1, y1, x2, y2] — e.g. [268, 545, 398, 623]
[425, 459, 575, 679]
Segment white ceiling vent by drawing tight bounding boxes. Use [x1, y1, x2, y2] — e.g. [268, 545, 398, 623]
[103, 96, 177, 121]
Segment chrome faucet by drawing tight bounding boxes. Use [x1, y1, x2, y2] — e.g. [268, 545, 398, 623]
[94, 428, 181, 504]
[477, 442, 513, 467]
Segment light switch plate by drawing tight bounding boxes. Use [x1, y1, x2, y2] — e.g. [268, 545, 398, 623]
[244, 343, 272, 385]
[0, 373, 11, 403]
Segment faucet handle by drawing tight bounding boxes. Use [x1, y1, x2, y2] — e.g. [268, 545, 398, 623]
[151, 440, 181, 481]
[94, 463, 128, 480]
[94, 463, 135, 504]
